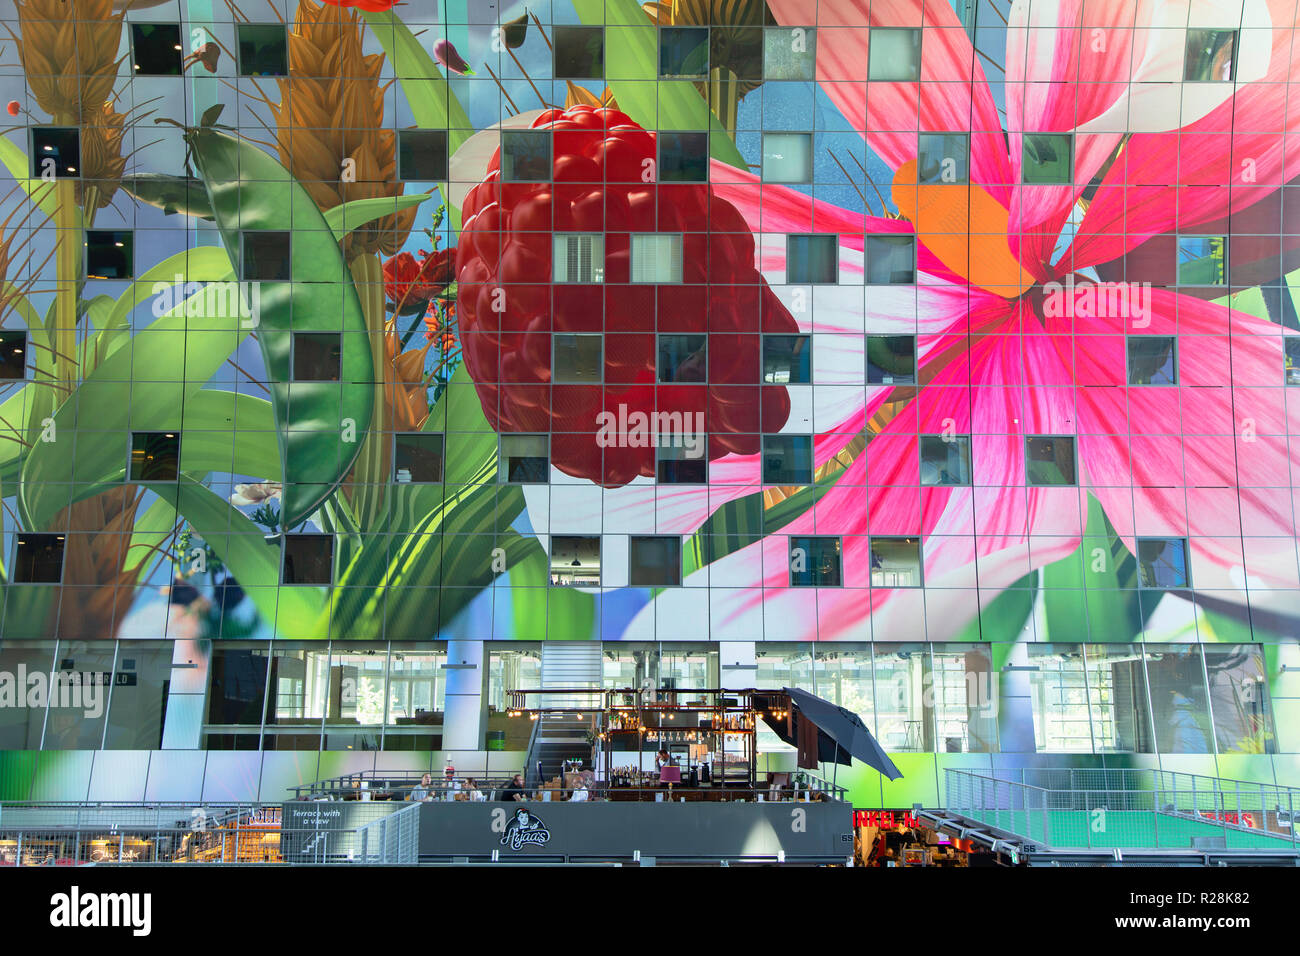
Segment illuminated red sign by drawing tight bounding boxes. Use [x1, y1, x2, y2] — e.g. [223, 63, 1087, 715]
[853, 810, 920, 829]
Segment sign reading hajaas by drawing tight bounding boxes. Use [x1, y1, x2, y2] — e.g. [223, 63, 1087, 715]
[500, 808, 551, 850]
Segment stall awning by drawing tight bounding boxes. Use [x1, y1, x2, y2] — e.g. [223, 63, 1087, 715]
[756, 688, 903, 780]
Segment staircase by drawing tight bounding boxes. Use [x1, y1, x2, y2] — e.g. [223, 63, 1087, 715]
[524, 643, 601, 788]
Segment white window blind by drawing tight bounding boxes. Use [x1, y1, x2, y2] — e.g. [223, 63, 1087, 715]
[762, 132, 813, 183]
[631, 233, 683, 283]
[553, 233, 604, 283]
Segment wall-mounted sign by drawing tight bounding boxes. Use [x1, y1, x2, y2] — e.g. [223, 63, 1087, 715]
[500, 808, 551, 850]
[853, 810, 920, 829]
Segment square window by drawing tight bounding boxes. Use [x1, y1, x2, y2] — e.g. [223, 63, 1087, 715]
[398, 129, 448, 182]
[500, 433, 549, 483]
[238, 23, 288, 77]
[920, 435, 972, 486]
[1022, 133, 1073, 185]
[1127, 336, 1178, 385]
[1285, 338, 1300, 385]
[630, 535, 682, 587]
[553, 234, 604, 283]
[764, 27, 816, 81]
[763, 334, 810, 384]
[131, 22, 184, 76]
[762, 132, 812, 183]
[13, 533, 64, 584]
[866, 335, 916, 385]
[394, 433, 445, 483]
[1184, 29, 1236, 81]
[550, 535, 600, 587]
[30, 127, 80, 179]
[1026, 435, 1077, 486]
[1177, 235, 1225, 285]
[869, 28, 921, 81]
[129, 431, 180, 482]
[1137, 537, 1190, 588]
[762, 434, 813, 485]
[632, 233, 683, 283]
[870, 536, 922, 587]
[660, 27, 708, 78]
[917, 133, 969, 184]
[283, 534, 333, 586]
[242, 231, 291, 282]
[86, 230, 133, 279]
[0, 329, 27, 380]
[553, 332, 603, 384]
[657, 441, 706, 483]
[658, 131, 709, 183]
[790, 535, 841, 587]
[293, 332, 342, 382]
[501, 130, 551, 182]
[864, 235, 915, 284]
[786, 234, 837, 284]
[554, 26, 604, 79]
[658, 333, 707, 383]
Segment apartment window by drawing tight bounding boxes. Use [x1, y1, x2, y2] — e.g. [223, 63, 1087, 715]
[764, 27, 816, 81]
[292, 332, 342, 382]
[1286, 338, 1300, 385]
[869, 27, 921, 81]
[0, 330, 25, 380]
[13, 533, 65, 584]
[870, 537, 922, 587]
[131, 23, 184, 75]
[660, 26, 708, 78]
[553, 332, 602, 384]
[129, 431, 180, 482]
[657, 441, 706, 484]
[658, 333, 706, 383]
[917, 133, 969, 185]
[658, 131, 709, 182]
[550, 535, 600, 587]
[553, 234, 604, 283]
[501, 130, 551, 182]
[786, 234, 837, 284]
[1127, 336, 1178, 385]
[1021, 133, 1073, 185]
[763, 334, 810, 384]
[394, 433, 445, 483]
[866, 335, 916, 385]
[1137, 537, 1190, 588]
[86, 230, 133, 279]
[242, 231, 291, 282]
[864, 235, 915, 284]
[1025, 435, 1077, 486]
[237, 23, 288, 76]
[30, 127, 79, 178]
[762, 434, 813, 485]
[630, 535, 682, 587]
[500, 433, 548, 483]
[1184, 29, 1236, 81]
[790, 536, 841, 587]
[762, 132, 813, 183]
[632, 233, 683, 283]
[398, 129, 448, 182]
[554, 26, 604, 79]
[283, 534, 333, 586]
[920, 435, 971, 486]
[1177, 235, 1226, 285]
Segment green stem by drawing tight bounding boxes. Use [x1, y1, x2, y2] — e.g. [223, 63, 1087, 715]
[347, 252, 391, 532]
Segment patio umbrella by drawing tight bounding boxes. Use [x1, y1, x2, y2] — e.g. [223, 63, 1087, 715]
[778, 687, 903, 781]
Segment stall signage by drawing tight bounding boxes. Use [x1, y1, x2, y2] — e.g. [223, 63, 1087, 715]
[500, 808, 551, 850]
[853, 810, 920, 829]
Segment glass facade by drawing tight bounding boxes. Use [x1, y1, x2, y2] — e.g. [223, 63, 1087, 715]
[0, 0, 1299, 807]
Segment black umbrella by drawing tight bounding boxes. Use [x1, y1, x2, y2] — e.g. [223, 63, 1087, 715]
[778, 687, 903, 781]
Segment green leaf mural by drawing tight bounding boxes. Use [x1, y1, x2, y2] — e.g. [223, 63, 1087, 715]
[186, 127, 376, 531]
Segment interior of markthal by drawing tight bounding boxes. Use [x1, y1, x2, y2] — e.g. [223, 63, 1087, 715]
[1, 0, 1300, 868]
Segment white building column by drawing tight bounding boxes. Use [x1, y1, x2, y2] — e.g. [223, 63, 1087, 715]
[442, 640, 486, 751]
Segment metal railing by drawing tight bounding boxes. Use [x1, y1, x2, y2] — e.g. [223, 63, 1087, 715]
[289, 772, 520, 801]
[945, 769, 1300, 851]
[355, 804, 421, 864]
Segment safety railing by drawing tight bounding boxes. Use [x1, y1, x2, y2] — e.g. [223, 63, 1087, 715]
[355, 804, 421, 864]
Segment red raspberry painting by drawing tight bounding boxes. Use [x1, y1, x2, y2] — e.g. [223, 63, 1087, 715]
[456, 105, 799, 487]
